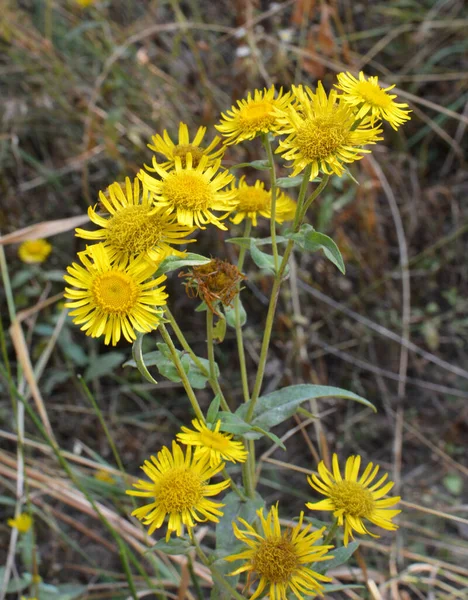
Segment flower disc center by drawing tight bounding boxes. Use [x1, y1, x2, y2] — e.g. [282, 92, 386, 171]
[106, 205, 163, 254]
[172, 145, 204, 167]
[163, 172, 213, 211]
[156, 468, 203, 513]
[92, 271, 139, 313]
[236, 187, 270, 212]
[239, 101, 274, 132]
[356, 81, 391, 107]
[253, 537, 299, 583]
[296, 115, 348, 160]
[330, 481, 375, 517]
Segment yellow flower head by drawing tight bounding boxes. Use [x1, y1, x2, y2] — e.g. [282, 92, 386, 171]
[276, 82, 383, 180]
[18, 239, 52, 264]
[336, 71, 411, 130]
[76, 177, 195, 268]
[230, 177, 297, 226]
[306, 454, 401, 546]
[147, 122, 224, 170]
[177, 419, 248, 467]
[139, 155, 236, 230]
[126, 441, 230, 540]
[76, 0, 95, 6]
[64, 243, 167, 346]
[225, 505, 333, 600]
[215, 86, 292, 145]
[7, 512, 33, 534]
[94, 468, 116, 484]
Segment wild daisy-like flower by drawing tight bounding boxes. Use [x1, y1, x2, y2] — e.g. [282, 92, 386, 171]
[215, 86, 292, 145]
[139, 155, 236, 229]
[126, 441, 230, 540]
[75, 178, 195, 268]
[177, 419, 248, 467]
[147, 122, 224, 170]
[336, 71, 411, 130]
[18, 239, 52, 264]
[306, 454, 401, 546]
[7, 513, 33, 534]
[230, 177, 297, 226]
[225, 505, 333, 600]
[64, 243, 167, 346]
[276, 82, 383, 180]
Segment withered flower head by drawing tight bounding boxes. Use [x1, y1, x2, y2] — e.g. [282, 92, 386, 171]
[180, 258, 245, 314]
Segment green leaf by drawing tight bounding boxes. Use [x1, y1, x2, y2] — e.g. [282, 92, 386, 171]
[225, 237, 252, 249]
[322, 584, 365, 592]
[130, 333, 158, 384]
[276, 175, 307, 188]
[124, 344, 216, 390]
[83, 351, 125, 381]
[148, 537, 193, 556]
[217, 411, 253, 435]
[251, 426, 286, 450]
[230, 159, 270, 170]
[207, 395, 221, 424]
[155, 252, 210, 276]
[215, 491, 264, 555]
[237, 384, 375, 437]
[288, 225, 345, 274]
[0, 568, 32, 593]
[213, 316, 227, 342]
[223, 301, 246, 328]
[38, 583, 86, 599]
[318, 541, 359, 573]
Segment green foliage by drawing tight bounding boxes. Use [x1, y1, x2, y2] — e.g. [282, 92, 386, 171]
[287, 224, 345, 274]
[83, 351, 125, 381]
[155, 253, 210, 277]
[223, 300, 247, 328]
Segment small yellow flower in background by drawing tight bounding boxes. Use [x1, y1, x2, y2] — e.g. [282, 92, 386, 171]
[75, 0, 96, 7]
[18, 239, 52, 264]
[336, 71, 411, 130]
[147, 122, 224, 170]
[276, 82, 383, 180]
[306, 454, 401, 546]
[177, 419, 248, 467]
[7, 512, 33, 534]
[76, 177, 196, 268]
[94, 468, 116, 484]
[139, 155, 236, 230]
[126, 441, 230, 540]
[230, 177, 297, 226]
[225, 505, 333, 600]
[215, 86, 292, 145]
[21, 597, 38, 600]
[64, 243, 168, 346]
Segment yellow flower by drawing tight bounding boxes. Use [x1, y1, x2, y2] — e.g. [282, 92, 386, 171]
[147, 122, 224, 170]
[75, 177, 195, 268]
[230, 177, 297, 226]
[177, 419, 248, 467]
[225, 505, 333, 600]
[18, 239, 52, 264]
[139, 155, 236, 230]
[94, 469, 116, 484]
[126, 441, 230, 540]
[215, 86, 292, 145]
[76, 0, 95, 6]
[276, 82, 383, 180]
[7, 512, 33, 534]
[335, 71, 411, 130]
[306, 454, 401, 546]
[21, 597, 38, 600]
[64, 243, 167, 346]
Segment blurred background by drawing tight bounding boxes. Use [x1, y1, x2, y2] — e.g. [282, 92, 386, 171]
[1, 0, 468, 598]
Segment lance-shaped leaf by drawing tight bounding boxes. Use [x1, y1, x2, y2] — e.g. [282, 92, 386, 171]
[155, 252, 210, 276]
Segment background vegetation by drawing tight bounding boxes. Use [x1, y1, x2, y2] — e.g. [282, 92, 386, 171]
[1, 0, 468, 598]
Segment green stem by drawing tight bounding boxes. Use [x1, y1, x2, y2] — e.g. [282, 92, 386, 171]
[241, 461, 255, 499]
[235, 219, 251, 403]
[166, 306, 229, 411]
[222, 468, 247, 501]
[187, 554, 205, 600]
[206, 311, 230, 412]
[191, 534, 245, 600]
[323, 518, 339, 546]
[262, 133, 279, 272]
[298, 174, 330, 224]
[159, 323, 205, 422]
